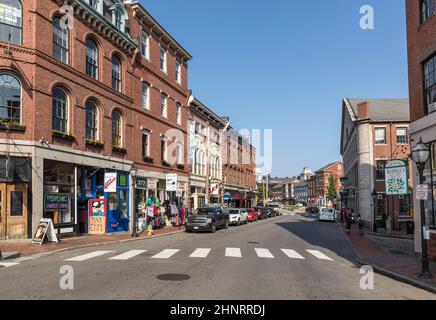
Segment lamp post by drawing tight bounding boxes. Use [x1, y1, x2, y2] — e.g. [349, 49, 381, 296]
[371, 188, 378, 233]
[130, 165, 138, 238]
[411, 138, 433, 279]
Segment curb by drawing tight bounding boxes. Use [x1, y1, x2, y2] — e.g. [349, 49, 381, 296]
[0, 252, 21, 261]
[355, 258, 436, 294]
[366, 232, 414, 240]
[10, 229, 186, 261]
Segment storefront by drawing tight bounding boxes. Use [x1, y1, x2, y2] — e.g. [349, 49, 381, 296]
[190, 179, 206, 210]
[209, 181, 221, 204]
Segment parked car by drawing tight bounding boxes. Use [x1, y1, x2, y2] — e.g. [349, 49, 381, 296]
[268, 204, 281, 216]
[306, 207, 320, 214]
[245, 208, 258, 222]
[266, 207, 275, 218]
[319, 207, 335, 222]
[185, 206, 229, 233]
[229, 208, 248, 226]
[254, 206, 268, 220]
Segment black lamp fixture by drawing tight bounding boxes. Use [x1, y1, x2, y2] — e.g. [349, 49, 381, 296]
[411, 138, 433, 279]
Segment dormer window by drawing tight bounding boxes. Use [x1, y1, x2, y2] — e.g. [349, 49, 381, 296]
[115, 9, 122, 29]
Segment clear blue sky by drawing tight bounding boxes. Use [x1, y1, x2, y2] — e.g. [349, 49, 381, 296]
[140, 0, 408, 177]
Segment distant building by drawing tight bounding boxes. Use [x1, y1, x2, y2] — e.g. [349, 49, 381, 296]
[315, 161, 343, 208]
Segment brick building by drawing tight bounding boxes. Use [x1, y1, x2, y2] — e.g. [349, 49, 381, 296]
[0, 0, 192, 238]
[340, 98, 412, 231]
[406, 0, 436, 256]
[314, 161, 343, 208]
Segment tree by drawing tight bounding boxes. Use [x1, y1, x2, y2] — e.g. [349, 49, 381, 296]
[326, 175, 338, 207]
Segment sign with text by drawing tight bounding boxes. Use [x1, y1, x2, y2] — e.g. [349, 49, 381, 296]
[135, 178, 147, 190]
[416, 184, 429, 201]
[104, 172, 117, 193]
[385, 160, 408, 195]
[166, 174, 177, 192]
[44, 194, 70, 211]
[32, 218, 58, 245]
[148, 179, 157, 189]
[89, 199, 107, 235]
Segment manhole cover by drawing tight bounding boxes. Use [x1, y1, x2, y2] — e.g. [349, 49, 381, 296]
[157, 274, 191, 281]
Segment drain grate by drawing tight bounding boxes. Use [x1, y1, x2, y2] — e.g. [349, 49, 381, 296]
[157, 274, 191, 281]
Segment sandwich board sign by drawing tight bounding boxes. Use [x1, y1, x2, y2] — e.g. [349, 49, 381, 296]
[89, 199, 107, 235]
[32, 218, 58, 245]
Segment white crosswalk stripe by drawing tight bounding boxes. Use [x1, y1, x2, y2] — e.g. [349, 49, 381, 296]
[225, 247, 242, 258]
[306, 249, 333, 261]
[109, 250, 147, 260]
[190, 248, 211, 258]
[255, 248, 275, 259]
[281, 249, 305, 260]
[0, 262, 20, 267]
[151, 249, 180, 259]
[65, 251, 113, 262]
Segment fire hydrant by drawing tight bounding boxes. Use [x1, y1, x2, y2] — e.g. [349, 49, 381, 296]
[147, 225, 154, 236]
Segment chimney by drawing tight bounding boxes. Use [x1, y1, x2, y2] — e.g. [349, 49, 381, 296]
[357, 101, 369, 119]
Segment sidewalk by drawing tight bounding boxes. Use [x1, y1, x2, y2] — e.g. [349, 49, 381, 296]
[0, 226, 185, 259]
[339, 221, 436, 294]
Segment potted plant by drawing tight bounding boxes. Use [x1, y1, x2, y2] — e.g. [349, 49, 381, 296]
[85, 139, 104, 147]
[112, 145, 127, 153]
[52, 130, 75, 141]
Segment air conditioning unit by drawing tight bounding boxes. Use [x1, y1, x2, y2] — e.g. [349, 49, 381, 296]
[428, 102, 436, 114]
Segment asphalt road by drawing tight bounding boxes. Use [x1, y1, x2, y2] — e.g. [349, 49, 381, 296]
[0, 210, 434, 300]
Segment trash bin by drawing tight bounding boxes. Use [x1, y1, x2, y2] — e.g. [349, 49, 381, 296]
[406, 221, 414, 235]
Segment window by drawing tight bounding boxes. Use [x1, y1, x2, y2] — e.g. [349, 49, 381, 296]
[85, 100, 98, 140]
[141, 32, 149, 59]
[396, 127, 408, 144]
[141, 82, 150, 109]
[424, 55, 436, 113]
[142, 131, 150, 158]
[421, 0, 435, 23]
[112, 111, 122, 147]
[160, 47, 167, 72]
[160, 93, 167, 118]
[0, 0, 22, 45]
[89, 0, 98, 9]
[0, 74, 21, 123]
[86, 38, 98, 79]
[161, 138, 167, 162]
[376, 160, 387, 180]
[176, 143, 182, 165]
[52, 88, 68, 132]
[53, 17, 69, 64]
[175, 60, 181, 83]
[375, 128, 386, 144]
[115, 9, 122, 29]
[112, 55, 122, 92]
[176, 102, 181, 125]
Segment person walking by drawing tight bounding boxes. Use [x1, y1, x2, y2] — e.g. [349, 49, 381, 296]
[357, 214, 364, 236]
[345, 208, 351, 235]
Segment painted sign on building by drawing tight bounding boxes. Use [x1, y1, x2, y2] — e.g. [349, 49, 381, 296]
[385, 160, 408, 195]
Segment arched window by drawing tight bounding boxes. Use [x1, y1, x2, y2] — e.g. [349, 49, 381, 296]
[111, 110, 122, 147]
[0, 0, 22, 45]
[53, 17, 69, 64]
[0, 74, 21, 123]
[85, 100, 98, 140]
[86, 38, 98, 79]
[52, 88, 68, 132]
[112, 55, 122, 92]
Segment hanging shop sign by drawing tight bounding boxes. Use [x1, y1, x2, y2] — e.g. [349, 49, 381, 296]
[89, 199, 107, 235]
[44, 194, 70, 211]
[135, 178, 147, 190]
[176, 190, 183, 198]
[210, 183, 220, 196]
[385, 160, 408, 195]
[32, 218, 58, 245]
[178, 182, 187, 192]
[166, 174, 178, 192]
[148, 179, 157, 189]
[416, 184, 429, 201]
[104, 172, 117, 193]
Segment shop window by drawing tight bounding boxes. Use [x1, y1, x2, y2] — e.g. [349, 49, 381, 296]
[52, 87, 68, 133]
[0, 0, 22, 45]
[112, 55, 122, 92]
[85, 100, 98, 140]
[0, 74, 21, 124]
[10, 191, 23, 216]
[53, 17, 69, 64]
[86, 38, 99, 79]
[399, 195, 410, 216]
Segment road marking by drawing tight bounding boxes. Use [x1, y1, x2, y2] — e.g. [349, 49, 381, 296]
[255, 248, 275, 259]
[0, 262, 20, 267]
[65, 250, 113, 262]
[109, 250, 147, 260]
[281, 249, 305, 259]
[190, 248, 211, 258]
[306, 250, 333, 261]
[225, 247, 242, 258]
[151, 249, 180, 259]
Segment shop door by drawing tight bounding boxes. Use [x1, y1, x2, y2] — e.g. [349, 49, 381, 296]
[0, 184, 28, 239]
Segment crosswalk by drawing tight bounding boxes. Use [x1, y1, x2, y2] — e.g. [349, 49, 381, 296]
[60, 248, 334, 263]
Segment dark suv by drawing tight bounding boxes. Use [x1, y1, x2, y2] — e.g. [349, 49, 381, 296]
[185, 206, 229, 233]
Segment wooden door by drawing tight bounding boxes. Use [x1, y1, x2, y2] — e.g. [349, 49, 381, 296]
[6, 184, 28, 239]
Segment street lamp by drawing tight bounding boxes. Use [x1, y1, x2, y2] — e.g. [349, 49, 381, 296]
[411, 138, 433, 279]
[130, 165, 139, 238]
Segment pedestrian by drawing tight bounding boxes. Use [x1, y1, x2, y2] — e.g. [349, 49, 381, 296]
[357, 214, 364, 236]
[345, 208, 351, 234]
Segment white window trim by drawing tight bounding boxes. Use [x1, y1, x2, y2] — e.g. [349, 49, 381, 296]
[142, 81, 150, 109]
[161, 94, 167, 118]
[374, 127, 387, 145]
[175, 59, 182, 84]
[160, 47, 167, 73]
[141, 31, 150, 61]
[176, 103, 182, 125]
[142, 129, 151, 157]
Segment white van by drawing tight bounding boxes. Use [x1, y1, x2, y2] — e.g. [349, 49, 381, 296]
[319, 207, 335, 222]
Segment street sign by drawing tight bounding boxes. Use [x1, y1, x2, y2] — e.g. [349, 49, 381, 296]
[416, 184, 429, 201]
[385, 160, 408, 195]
